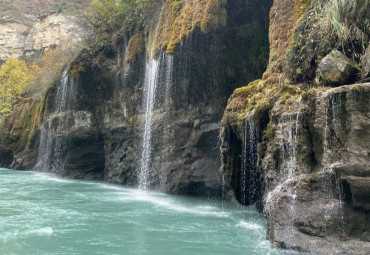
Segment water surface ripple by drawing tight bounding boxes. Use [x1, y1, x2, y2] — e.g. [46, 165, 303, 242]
[0, 168, 287, 255]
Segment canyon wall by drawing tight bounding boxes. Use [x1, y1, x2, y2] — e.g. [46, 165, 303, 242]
[0, 0, 272, 196]
[0, 0, 369, 253]
[221, 0, 370, 253]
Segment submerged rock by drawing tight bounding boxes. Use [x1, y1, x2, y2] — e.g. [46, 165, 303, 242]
[316, 50, 358, 86]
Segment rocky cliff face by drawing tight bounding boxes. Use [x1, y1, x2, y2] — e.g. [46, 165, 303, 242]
[0, 0, 272, 196]
[222, 82, 370, 254]
[265, 84, 370, 253]
[221, 0, 370, 253]
[0, 13, 90, 61]
[1, 0, 369, 253]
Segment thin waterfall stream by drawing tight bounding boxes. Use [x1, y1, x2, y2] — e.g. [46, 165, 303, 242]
[239, 119, 260, 205]
[34, 69, 77, 172]
[139, 53, 174, 190]
[265, 99, 302, 213]
[139, 58, 160, 190]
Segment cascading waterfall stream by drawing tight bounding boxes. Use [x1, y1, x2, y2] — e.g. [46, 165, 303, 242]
[322, 94, 346, 227]
[159, 54, 174, 190]
[164, 54, 174, 113]
[53, 69, 70, 173]
[323, 94, 344, 202]
[240, 125, 248, 204]
[239, 119, 260, 205]
[265, 99, 302, 213]
[139, 52, 174, 190]
[139, 58, 160, 190]
[35, 120, 52, 171]
[264, 100, 302, 242]
[35, 69, 77, 172]
[137, 5, 166, 190]
[56, 69, 69, 112]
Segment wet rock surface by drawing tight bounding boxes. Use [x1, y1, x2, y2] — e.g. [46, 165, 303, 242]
[221, 83, 370, 254]
[0, 0, 272, 197]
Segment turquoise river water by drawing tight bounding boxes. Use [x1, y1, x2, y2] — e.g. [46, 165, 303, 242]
[0, 168, 288, 255]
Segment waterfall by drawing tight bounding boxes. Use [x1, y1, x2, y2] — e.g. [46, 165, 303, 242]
[139, 58, 160, 190]
[265, 100, 302, 212]
[239, 118, 260, 205]
[56, 69, 69, 112]
[163, 54, 174, 128]
[139, 51, 175, 190]
[240, 126, 248, 204]
[35, 69, 77, 172]
[159, 54, 174, 190]
[323, 94, 345, 209]
[53, 69, 77, 173]
[164, 54, 173, 109]
[34, 120, 52, 171]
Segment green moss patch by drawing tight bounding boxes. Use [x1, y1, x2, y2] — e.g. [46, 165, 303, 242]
[224, 79, 304, 127]
[125, 30, 144, 63]
[153, 0, 227, 55]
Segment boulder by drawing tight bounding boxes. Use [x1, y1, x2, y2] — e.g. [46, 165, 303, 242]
[316, 50, 358, 86]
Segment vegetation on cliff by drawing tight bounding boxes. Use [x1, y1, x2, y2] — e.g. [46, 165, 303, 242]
[0, 59, 37, 118]
[224, 0, 370, 140]
[154, 0, 227, 54]
[82, 0, 228, 57]
[81, 0, 155, 38]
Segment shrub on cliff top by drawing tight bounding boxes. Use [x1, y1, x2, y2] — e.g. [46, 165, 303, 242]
[81, 0, 152, 38]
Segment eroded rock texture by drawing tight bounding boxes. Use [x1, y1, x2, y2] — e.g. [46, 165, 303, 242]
[0, 0, 272, 197]
[221, 83, 370, 254]
[0, 13, 90, 61]
[221, 0, 370, 253]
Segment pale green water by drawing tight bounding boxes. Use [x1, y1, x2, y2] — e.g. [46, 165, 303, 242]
[0, 168, 286, 255]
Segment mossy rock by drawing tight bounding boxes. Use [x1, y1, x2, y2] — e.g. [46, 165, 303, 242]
[316, 50, 358, 86]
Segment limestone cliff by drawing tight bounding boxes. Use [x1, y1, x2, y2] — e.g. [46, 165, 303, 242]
[0, 2, 91, 61]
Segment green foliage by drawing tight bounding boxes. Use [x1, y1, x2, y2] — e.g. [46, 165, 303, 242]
[89, 0, 122, 33]
[70, 63, 86, 78]
[125, 30, 144, 63]
[286, 0, 369, 82]
[0, 59, 36, 117]
[225, 78, 304, 127]
[27, 44, 81, 100]
[154, 0, 227, 55]
[83, 0, 152, 37]
[324, 0, 370, 57]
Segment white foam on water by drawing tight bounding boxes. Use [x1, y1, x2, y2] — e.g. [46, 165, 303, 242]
[118, 190, 230, 218]
[96, 183, 130, 192]
[34, 173, 74, 183]
[255, 240, 277, 255]
[1, 227, 54, 243]
[236, 220, 264, 231]
[24, 227, 54, 236]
